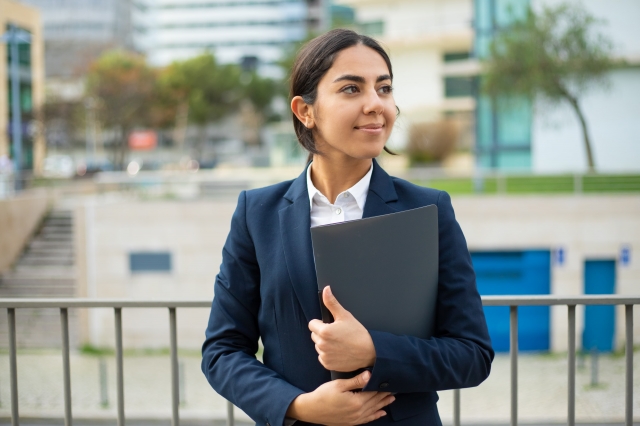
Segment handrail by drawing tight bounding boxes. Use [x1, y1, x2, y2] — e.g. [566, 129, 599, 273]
[1, 295, 637, 426]
[0, 294, 638, 308]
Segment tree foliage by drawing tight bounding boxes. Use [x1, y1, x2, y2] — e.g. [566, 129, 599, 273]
[482, 3, 616, 172]
[158, 53, 243, 126]
[83, 50, 281, 165]
[86, 50, 157, 168]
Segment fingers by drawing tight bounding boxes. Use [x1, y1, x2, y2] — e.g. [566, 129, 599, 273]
[357, 393, 395, 424]
[339, 370, 371, 391]
[308, 319, 323, 334]
[322, 286, 347, 319]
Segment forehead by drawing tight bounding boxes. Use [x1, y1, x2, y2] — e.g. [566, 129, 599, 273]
[324, 44, 391, 82]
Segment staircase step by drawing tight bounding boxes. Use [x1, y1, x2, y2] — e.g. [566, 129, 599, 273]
[29, 241, 73, 249]
[13, 265, 76, 274]
[0, 308, 80, 349]
[25, 248, 74, 255]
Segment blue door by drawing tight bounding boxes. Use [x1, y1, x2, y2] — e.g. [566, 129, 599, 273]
[583, 260, 616, 352]
[472, 250, 551, 352]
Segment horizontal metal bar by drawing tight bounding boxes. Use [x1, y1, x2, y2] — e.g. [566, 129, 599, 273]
[481, 295, 640, 306]
[0, 295, 637, 309]
[0, 299, 212, 308]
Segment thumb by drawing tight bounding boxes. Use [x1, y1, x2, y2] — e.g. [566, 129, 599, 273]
[341, 370, 371, 391]
[323, 286, 346, 319]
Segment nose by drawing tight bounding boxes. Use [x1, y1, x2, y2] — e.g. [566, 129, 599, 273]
[362, 87, 384, 115]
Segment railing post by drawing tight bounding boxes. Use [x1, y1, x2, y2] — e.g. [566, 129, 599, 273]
[169, 307, 180, 426]
[8, 308, 19, 426]
[114, 307, 125, 426]
[567, 305, 576, 426]
[625, 305, 633, 426]
[227, 400, 234, 426]
[60, 308, 73, 426]
[453, 389, 460, 426]
[510, 305, 518, 426]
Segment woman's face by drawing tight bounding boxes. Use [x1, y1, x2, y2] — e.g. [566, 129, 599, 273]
[310, 44, 396, 161]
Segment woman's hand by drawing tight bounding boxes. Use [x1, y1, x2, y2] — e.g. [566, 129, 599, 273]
[309, 286, 376, 372]
[286, 370, 394, 425]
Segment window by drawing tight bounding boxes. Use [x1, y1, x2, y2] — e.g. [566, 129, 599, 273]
[129, 252, 172, 273]
[444, 52, 471, 62]
[444, 76, 474, 98]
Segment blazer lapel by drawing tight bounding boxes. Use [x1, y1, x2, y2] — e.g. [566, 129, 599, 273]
[362, 159, 399, 218]
[279, 167, 321, 323]
[278, 159, 400, 323]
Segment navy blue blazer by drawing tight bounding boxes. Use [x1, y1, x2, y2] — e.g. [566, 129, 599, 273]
[202, 160, 493, 426]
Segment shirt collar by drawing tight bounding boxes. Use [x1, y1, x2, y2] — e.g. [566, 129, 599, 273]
[306, 162, 373, 211]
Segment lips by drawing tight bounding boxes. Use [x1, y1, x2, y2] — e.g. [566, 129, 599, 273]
[355, 123, 384, 129]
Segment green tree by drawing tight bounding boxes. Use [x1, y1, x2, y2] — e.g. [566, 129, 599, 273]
[86, 50, 157, 168]
[158, 53, 243, 154]
[482, 3, 616, 172]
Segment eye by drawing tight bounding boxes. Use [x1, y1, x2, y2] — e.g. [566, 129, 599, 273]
[341, 85, 359, 94]
[378, 85, 393, 95]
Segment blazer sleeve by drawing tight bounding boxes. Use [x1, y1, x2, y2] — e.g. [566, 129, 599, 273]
[363, 190, 494, 393]
[201, 191, 304, 426]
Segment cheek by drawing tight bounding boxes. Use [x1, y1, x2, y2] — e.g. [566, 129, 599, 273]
[385, 104, 397, 130]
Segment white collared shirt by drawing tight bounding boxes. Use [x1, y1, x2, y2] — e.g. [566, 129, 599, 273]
[306, 162, 373, 228]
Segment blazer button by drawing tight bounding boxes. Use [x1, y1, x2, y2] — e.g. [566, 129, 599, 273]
[379, 382, 389, 389]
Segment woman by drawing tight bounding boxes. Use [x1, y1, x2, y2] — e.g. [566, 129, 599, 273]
[202, 29, 493, 426]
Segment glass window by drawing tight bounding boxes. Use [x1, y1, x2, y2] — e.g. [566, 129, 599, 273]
[475, 0, 493, 31]
[20, 84, 32, 112]
[496, 151, 531, 170]
[445, 76, 474, 98]
[129, 252, 172, 273]
[495, 0, 529, 28]
[476, 95, 493, 148]
[444, 52, 471, 62]
[496, 96, 531, 146]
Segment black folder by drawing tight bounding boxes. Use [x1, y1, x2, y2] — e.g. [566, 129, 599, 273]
[310, 205, 439, 380]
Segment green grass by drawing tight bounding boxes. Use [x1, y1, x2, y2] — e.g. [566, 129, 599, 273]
[414, 174, 640, 195]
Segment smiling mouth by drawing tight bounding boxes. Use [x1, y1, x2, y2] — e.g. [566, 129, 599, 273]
[355, 124, 384, 130]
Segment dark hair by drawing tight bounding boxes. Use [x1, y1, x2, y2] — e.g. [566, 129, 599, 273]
[290, 29, 396, 159]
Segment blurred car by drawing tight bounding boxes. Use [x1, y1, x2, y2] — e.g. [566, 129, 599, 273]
[43, 155, 75, 178]
[76, 159, 115, 177]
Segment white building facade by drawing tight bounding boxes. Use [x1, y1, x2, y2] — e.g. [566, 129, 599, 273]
[338, 0, 640, 173]
[135, 0, 319, 78]
[337, 0, 476, 157]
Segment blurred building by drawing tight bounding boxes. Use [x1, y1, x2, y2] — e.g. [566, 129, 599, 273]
[136, 0, 330, 78]
[476, 0, 640, 173]
[339, 0, 640, 173]
[336, 0, 477, 168]
[18, 0, 141, 98]
[0, 0, 45, 174]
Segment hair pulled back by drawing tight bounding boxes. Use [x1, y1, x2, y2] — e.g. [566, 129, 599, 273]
[290, 29, 394, 157]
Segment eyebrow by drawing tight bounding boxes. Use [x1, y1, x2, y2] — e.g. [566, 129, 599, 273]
[333, 74, 392, 83]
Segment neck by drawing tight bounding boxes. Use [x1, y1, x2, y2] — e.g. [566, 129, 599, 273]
[310, 156, 372, 204]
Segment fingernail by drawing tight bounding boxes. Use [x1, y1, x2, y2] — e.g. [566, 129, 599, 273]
[362, 371, 371, 381]
[390, 396, 396, 402]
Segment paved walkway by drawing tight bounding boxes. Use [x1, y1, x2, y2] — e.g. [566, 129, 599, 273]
[0, 352, 638, 424]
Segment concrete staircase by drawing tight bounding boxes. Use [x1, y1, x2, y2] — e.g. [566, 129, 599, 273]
[0, 209, 79, 348]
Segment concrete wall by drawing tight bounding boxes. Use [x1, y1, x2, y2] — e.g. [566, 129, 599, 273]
[76, 193, 640, 351]
[0, 189, 50, 272]
[74, 197, 237, 350]
[454, 194, 640, 351]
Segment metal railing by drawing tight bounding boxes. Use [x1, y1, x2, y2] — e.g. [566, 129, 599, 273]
[1, 295, 637, 426]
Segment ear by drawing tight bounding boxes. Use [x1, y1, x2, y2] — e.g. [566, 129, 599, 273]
[291, 96, 315, 129]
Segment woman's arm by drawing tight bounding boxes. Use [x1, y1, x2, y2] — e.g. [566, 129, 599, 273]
[202, 191, 396, 425]
[202, 191, 304, 426]
[309, 190, 494, 394]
